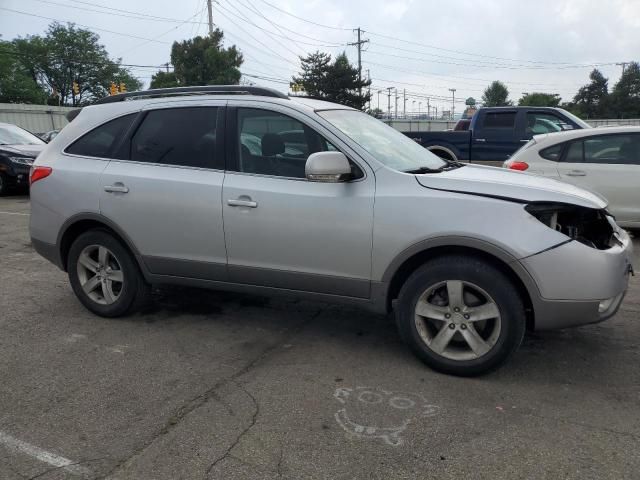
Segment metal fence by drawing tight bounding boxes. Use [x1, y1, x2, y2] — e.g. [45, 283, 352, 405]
[587, 118, 640, 127]
[385, 119, 457, 132]
[0, 103, 74, 134]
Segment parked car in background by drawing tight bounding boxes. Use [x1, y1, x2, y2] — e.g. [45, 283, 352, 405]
[504, 126, 640, 229]
[40, 129, 60, 143]
[0, 122, 46, 195]
[29, 86, 633, 376]
[403, 107, 590, 163]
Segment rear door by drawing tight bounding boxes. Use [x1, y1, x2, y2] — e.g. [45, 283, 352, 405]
[99, 102, 228, 281]
[471, 110, 519, 161]
[556, 132, 640, 225]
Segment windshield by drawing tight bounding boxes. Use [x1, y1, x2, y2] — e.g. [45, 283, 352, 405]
[560, 110, 591, 129]
[0, 124, 46, 145]
[317, 110, 447, 172]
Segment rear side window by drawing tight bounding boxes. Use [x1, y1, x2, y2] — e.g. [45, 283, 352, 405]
[130, 107, 219, 169]
[482, 112, 516, 129]
[539, 143, 563, 161]
[565, 141, 584, 163]
[66, 114, 135, 158]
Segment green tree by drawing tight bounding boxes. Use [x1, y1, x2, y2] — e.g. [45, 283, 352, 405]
[293, 51, 371, 109]
[518, 92, 561, 107]
[0, 41, 46, 103]
[292, 51, 331, 98]
[150, 31, 243, 88]
[611, 61, 640, 118]
[149, 71, 179, 89]
[572, 69, 609, 118]
[12, 23, 141, 106]
[481, 81, 512, 107]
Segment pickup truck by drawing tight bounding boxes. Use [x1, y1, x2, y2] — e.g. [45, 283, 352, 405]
[402, 107, 590, 163]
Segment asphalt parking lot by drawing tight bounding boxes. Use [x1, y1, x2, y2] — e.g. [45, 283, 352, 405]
[1, 195, 639, 480]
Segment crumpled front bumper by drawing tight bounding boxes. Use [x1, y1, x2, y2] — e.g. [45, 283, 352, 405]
[520, 229, 634, 330]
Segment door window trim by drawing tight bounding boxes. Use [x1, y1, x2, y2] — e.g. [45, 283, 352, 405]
[112, 105, 226, 171]
[225, 105, 366, 182]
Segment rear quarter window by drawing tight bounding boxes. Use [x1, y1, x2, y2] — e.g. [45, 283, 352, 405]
[539, 143, 564, 161]
[65, 114, 136, 158]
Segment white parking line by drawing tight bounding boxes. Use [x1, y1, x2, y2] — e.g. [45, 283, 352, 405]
[0, 431, 92, 477]
[0, 211, 29, 216]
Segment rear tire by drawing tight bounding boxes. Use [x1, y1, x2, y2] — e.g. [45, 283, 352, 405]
[396, 255, 526, 376]
[67, 230, 150, 317]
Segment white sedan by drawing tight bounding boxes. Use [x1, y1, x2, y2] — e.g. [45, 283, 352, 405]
[504, 126, 640, 229]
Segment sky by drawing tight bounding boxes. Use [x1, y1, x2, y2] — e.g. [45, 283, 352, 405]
[1, 0, 639, 116]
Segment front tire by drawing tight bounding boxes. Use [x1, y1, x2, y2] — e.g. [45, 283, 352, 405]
[396, 255, 526, 376]
[67, 230, 150, 317]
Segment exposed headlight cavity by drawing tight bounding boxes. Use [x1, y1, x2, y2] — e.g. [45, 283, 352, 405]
[525, 202, 615, 250]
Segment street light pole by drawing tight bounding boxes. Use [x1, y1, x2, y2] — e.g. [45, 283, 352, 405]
[449, 88, 456, 120]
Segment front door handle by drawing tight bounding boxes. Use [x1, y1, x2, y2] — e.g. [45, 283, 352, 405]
[566, 170, 586, 177]
[228, 198, 258, 208]
[475, 138, 486, 142]
[520, 139, 530, 143]
[104, 183, 129, 193]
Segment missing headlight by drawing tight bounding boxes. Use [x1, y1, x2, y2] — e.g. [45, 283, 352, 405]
[525, 202, 615, 250]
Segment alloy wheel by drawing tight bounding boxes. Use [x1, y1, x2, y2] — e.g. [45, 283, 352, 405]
[76, 245, 124, 305]
[414, 280, 501, 361]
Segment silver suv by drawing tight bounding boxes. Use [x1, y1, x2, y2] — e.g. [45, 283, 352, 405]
[29, 86, 634, 376]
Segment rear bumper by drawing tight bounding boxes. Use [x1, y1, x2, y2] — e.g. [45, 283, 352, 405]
[522, 231, 633, 330]
[31, 238, 64, 269]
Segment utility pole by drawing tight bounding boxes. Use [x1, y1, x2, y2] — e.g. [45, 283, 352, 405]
[427, 98, 430, 119]
[386, 87, 393, 119]
[449, 88, 456, 120]
[403, 89, 407, 118]
[394, 89, 399, 119]
[616, 62, 630, 74]
[348, 28, 369, 100]
[165, 62, 169, 73]
[207, 0, 214, 36]
[366, 69, 371, 110]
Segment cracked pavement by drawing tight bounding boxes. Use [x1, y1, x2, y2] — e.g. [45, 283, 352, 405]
[1, 195, 639, 479]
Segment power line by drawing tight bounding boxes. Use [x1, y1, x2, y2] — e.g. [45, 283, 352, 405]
[0, 7, 172, 44]
[255, 0, 351, 31]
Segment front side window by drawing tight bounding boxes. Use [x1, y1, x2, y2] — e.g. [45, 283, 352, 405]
[317, 109, 446, 172]
[525, 113, 565, 135]
[236, 108, 338, 178]
[482, 112, 516, 130]
[66, 114, 135, 158]
[130, 107, 219, 169]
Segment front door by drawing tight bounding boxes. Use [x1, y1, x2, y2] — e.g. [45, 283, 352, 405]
[222, 105, 375, 298]
[100, 104, 228, 280]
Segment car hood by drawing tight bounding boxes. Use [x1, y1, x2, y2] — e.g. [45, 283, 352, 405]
[0, 144, 46, 158]
[415, 164, 607, 209]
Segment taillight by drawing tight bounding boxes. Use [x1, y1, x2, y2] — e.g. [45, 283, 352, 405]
[29, 166, 52, 185]
[508, 161, 529, 171]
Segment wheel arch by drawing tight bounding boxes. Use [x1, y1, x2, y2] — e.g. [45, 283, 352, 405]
[57, 213, 146, 274]
[426, 145, 459, 161]
[380, 237, 538, 330]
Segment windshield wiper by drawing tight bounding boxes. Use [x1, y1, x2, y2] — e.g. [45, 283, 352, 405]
[403, 166, 445, 174]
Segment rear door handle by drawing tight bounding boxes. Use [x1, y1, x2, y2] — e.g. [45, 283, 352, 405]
[228, 198, 258, 208]
[566, 170, 586, 176]
[104, 184, 129, 193]
[475, 138, 486, 142]
[520, 139, 530, 143]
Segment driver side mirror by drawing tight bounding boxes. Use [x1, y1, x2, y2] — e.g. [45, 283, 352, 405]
[305, 151, 352, 182]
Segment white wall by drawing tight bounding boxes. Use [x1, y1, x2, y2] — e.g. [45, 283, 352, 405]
[0, 104, 74, 134]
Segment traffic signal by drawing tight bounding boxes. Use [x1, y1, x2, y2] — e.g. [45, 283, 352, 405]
[72, 81, 80, 95]
[109, 82, 118, 95]
[119, 82, 126, 93]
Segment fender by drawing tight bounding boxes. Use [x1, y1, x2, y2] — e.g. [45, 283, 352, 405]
[371, 235, 542, 315]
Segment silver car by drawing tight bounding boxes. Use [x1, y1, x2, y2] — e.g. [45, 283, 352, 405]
[29, 86, 634, 376]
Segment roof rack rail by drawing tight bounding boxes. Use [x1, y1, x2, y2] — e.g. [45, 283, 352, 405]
[94, 85, 288, 105]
